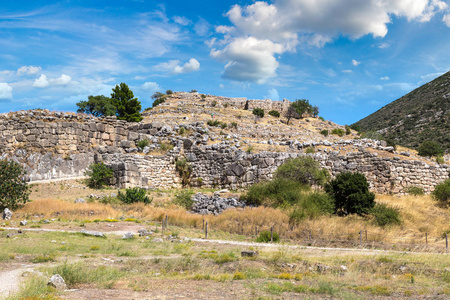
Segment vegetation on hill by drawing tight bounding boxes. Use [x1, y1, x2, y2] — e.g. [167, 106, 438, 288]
[0, 160, 30, 210]
[353, 71, 450, 151]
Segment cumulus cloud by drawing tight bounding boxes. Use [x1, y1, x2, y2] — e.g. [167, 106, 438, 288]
[342, 70, 353, 73]
[53, 74, 72, 86]
[33, 74, 49, 88]
[212, 0, 448, 83]
[142, 81, 161, 92]
[0, 83, 13, 99]
[380, 76, 390, 80]
[444, 14, 450, 26]
[211, 37, 284, 83]
[17, 66, 41, 76]
[32, 74, 71, 88]
[174, 58, 200, 74]
[155, 59, 200, 74]
[194, 18, 211, 36]
[352, 59, 361, 66]
[264, 88, 280, 100]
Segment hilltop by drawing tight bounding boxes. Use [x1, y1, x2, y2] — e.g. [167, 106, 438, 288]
[353, 72, 450, 151]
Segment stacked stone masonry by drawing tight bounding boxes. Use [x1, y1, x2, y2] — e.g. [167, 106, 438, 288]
[0, 110, 448, 194]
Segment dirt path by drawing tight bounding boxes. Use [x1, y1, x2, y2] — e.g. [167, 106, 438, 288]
[0, 265, 36, 300]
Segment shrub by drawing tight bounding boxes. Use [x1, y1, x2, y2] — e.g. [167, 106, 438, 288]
[289, 192, 334, 223]
[252, 108, 265, 118]
[211, 100, 217, 107]
[331, 128, 345, 137]
[325, 172, 375, 216]
[173, 189, 194, 209]
[345, 125, 351, 135]
[220, 122, 227, 129]
[305, 147, 315, 153]
[432, 179, 450, 206]
[405, 186, 425, 196]
[241, 177, 306, 207]
[175, 158, 192, 187]
[417, 141, 444, 157]
[275, 156, 330, 187]
[256, 230, 280, 243]
[207, 120, 220, 127]
[230, 122, 238, 129]
[0, 160, 30, 210]
[436, 156, 445, 164]
[85, 162, 113, 189]
[190, 89, 197, 93]
[319, 116, 325, 121]
[385, 138, 397, 151]
[160, 141, 174, 151]
[320, 129, 329, 136]
[137, 139, 149, 150]
[268, 110, 280, 117]
[165, 90, 173, 95]
[370, 203, 401, 227]
[118, 187, 151, 204]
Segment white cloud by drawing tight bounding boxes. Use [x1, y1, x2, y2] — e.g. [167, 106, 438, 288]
[154, 60, 180, 73]
[380, 76, 390, 80]
[33, 74, 49, 88]
[342, 70, 353, 73]
[0, 83, 13, 99]
[194, 18, 211, 36]
[173, 58, 200, 74]
[32, 74, 71, 88]
[52, 74, 71, 86]
[173, 16, 191, 26]
[17, 66, 41, 76]
[212, 0, 448, 83]
[352, 59, 361, 66]
[443, 14, 450, 26]
[142, 81, 161, 92]
[378, 43, 390, 49]
[264, 88, 280, 100]
[219, 84, 225, 89]
[211, 37, 284, 83]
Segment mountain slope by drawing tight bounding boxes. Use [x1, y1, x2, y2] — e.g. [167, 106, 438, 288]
[353, 71, 450, 151]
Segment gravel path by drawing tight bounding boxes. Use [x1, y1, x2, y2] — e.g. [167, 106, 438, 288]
[0, 265, 35, 300]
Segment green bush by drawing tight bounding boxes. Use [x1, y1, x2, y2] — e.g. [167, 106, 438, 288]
[230, 122, 238, 129]
[252, 108, 265, 118]
[345, 125, 351, 135]
[173, 189, 194, 209]
[175, 158, 192, 187]
[305, 147, 315, 153]
[319, 116, 325, 121]
[275, 156, 330, 187]
[256, 230, 280, 243]
[118, 187, 151, 204]
[165, 90, 173, 95]
[0, 160, 30, 210]
[137, 139, 149, 149]
[370, 203, 401, 227]
[320, 129, 329, 136]
[436, 156, 445, 164]
[417, 141, 444, 157]
[85, 162, 113, 189]
[432, 179, 450, 206]
[331, 128, 345, 137]
[325, 172, 375, 216]
[241, 177, 306, 207]
[289, 192, 334, 223]
[220, 122, 227, 129]
[268, 110, 280, 118]
[207, 120, 220, 127]
[405, 186, 425, 196]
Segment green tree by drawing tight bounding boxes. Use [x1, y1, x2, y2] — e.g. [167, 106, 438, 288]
[0, 160, 30, 210]
[85, 162, 113, 189]
[76, 95, 116, 117]
[151, 92, 166, 108]
[275, 156, 330, 187]
[432, 179, 450, 206]
[283, 106, 300, 125]
[312, 105, 319, 117]
[417, 141, 444, 157]
[325, 172, 375, 216]
[111, 83, 142, 122]
[291, 99, 313, 118]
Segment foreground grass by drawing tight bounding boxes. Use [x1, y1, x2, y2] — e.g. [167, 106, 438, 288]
[2, 230, 450, 299]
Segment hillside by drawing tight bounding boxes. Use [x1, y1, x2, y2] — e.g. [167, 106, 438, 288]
[353, 71, 450, 151]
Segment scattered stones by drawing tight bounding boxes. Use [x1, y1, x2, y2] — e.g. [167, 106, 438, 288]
[152, 238, 164, 243]
[191, 193, 245, 215]
[48, 274, 67, 290]
[138, 229, 151, 236]
[122, 232, 134, 239]
[19, 220, 27, 226]
[74, 198, 85, 203]
[3, 208, 13, 220]
[80, 229, 106, 238]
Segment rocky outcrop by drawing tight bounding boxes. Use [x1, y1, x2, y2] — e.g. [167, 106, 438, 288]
[191, 193, 245, 215]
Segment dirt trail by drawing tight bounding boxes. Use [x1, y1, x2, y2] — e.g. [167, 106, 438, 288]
[0, 265, 35, 300]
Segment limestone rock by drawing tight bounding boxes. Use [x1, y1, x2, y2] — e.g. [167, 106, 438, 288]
[2, 208, 13, 220]
[48, 274, 67, 290]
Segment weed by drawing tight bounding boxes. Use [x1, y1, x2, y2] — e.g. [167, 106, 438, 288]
[233, 271, 245, 280]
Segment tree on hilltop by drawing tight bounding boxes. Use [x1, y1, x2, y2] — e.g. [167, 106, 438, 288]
[76, 95, 116, 117]
[284, 106, 300, 125]
[291, 99, 313, 118]
[0, 160, 30, 210]
[111, 83, 143, 122]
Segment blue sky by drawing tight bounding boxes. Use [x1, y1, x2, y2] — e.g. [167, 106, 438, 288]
[1, 0, 449, 125]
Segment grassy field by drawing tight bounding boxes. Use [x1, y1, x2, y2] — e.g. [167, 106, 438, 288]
[1, 181, 449, 299]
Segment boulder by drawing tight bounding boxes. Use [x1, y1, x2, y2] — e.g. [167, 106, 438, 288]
[3, 208, 13, 220]
[20, 220, 27, 226]
[122, 232, 134, 239]
[48, 274, 67, 290]
[80, 229, 106, 238]
[74, 198, 85, 203]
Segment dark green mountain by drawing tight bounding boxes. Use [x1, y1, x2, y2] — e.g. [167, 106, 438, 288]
[353, 72, 450, 151]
